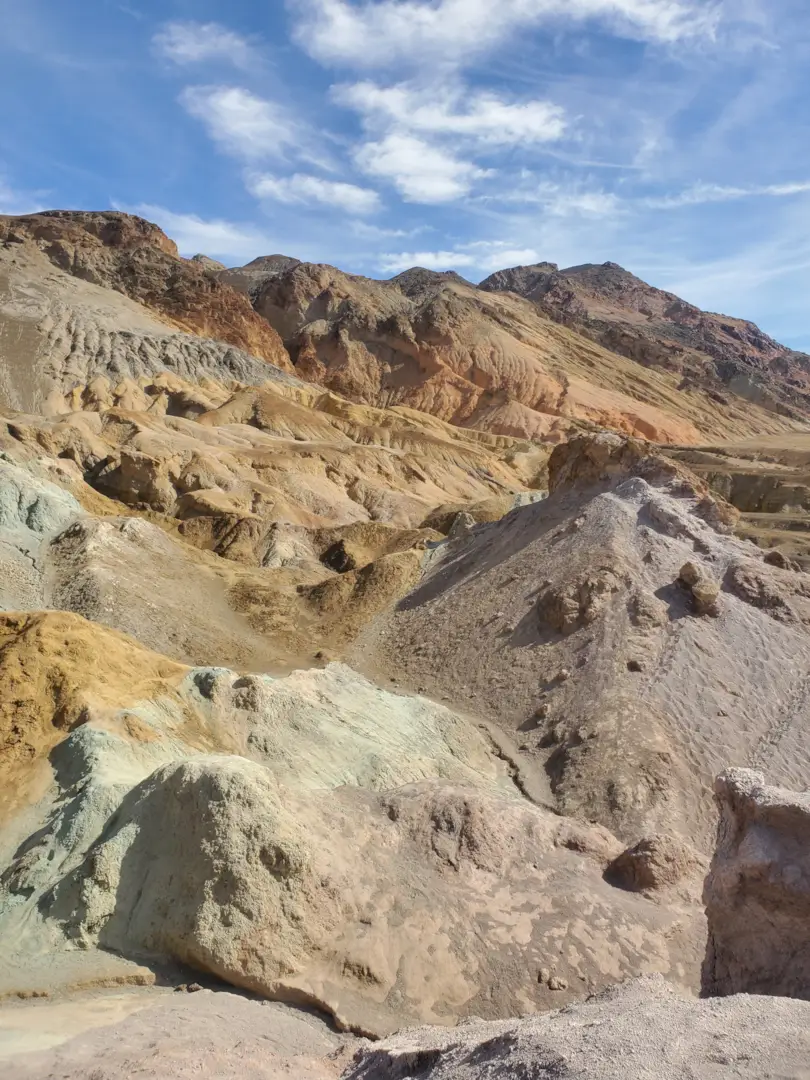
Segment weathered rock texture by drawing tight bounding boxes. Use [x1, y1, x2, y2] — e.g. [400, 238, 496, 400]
[666, 436, 810, 570]
[0, 611, 703, 1034]
[42, 757, 700, 1035]
[0, 988, 353, 1080]
[703, 768, 810, 999]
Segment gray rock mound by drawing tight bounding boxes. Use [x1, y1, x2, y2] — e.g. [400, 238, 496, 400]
[365, 434, 810, 853]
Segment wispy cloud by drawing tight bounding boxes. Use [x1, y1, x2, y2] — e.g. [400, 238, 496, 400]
[291, 0, 720, 69]
[355, 133, 490, 203]
[127, 204, 271, 260]
[180, 86, 299, 161]
[487, 179, 622, 217]
[645, 180, 810, 208]
[334, 81, 567, 145]
[247, 172, 382, 215]
[153, 22, 256, 68]
[350, 220, 430, 240]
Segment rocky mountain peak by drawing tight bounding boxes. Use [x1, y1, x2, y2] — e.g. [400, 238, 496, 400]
[0, 210, 291, 371]
[31, 209, 180, 257]
[390, 266, 474, 296]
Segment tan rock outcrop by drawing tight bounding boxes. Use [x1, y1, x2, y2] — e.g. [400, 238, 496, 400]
[703, 768, 810, 999]
[605, 834, 706, 892]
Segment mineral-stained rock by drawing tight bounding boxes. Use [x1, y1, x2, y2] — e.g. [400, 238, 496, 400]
[537, 569, 623, 635]
[0, 211, 292, 370]
[481, 259, 810, 429]
[703, 768, 810, 1000]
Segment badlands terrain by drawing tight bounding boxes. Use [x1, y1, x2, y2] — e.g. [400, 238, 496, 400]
[1, 210, 810, 1076]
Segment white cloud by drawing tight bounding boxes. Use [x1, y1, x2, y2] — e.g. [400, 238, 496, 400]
[292, 0, 719, 68]
[333, 81, 566, 145]
[355, 133, 489, 203]
[646, 180, 810, 208]
[128, 204, 271, 260]
[180, 86, 298, 161]
[378, 243, 540, 274]
[379, 250, 478, 273]
[248, 172, 382, 215]
[153, 21, 255, 68]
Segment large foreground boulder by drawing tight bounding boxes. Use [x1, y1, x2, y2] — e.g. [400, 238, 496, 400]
[43, 756, 702, 1035]
[703, 768, 810, 998]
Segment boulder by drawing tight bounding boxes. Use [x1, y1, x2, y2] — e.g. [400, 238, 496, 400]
[605, 834, 705, 892]
[678, 562, 720, 617]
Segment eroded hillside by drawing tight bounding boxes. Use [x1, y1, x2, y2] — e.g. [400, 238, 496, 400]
[2, 209, 810, 1078]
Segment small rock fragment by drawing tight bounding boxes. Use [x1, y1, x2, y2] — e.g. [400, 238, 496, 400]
[679, 562, 702, 588]
[605, 834, 705, 892]
[764, 549, 800, 572]
[691, 578, 720, 617]
[678, 562, 721, 617]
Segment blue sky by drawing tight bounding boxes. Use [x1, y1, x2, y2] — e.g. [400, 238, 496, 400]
[3, 0, 810, 349]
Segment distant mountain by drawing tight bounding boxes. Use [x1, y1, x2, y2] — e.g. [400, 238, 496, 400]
[3, 209, 809, 445]
[216, 251, 810, 444]
[480, 261, 810, 422]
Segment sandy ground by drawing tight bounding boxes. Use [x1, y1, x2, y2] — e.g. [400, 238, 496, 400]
[0, 986, 356, 1079]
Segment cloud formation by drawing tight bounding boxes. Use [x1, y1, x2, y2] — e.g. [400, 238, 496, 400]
[292, 0, 720, 68]
[180, 86, 298, 161]
[130, 204, 271, 259]
[378, 242, 541, 274]
[645, 180, 810, 208]
[334, 82, 567, 145]
[248, 172, 382, 214]
[153, 21, 255, 68]
[355, 132, 489, 203]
